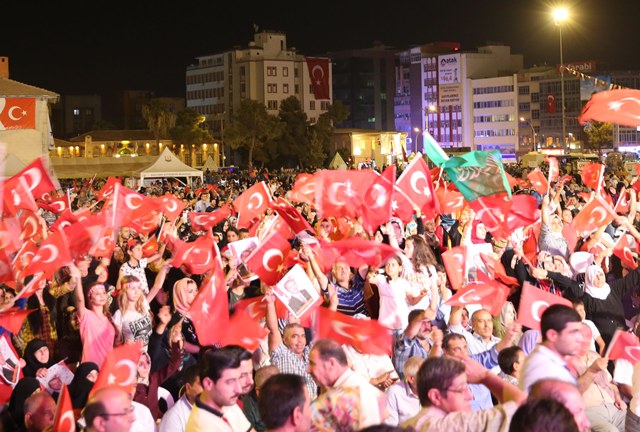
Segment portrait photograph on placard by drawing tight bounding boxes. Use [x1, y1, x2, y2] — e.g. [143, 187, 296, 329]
[274, 264, 319, 318]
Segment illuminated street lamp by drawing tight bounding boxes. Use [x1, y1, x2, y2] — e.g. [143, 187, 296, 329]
[413, 127, 422, 154]
[553, 7, 569, 151]
[520, 117, 537, 150]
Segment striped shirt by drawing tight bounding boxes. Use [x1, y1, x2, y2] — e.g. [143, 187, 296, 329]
[329, 273, 368, 317]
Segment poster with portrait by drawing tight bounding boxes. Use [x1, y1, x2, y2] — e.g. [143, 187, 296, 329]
[274, 264, 320, 318]
[227, 236, 260, 281]
[0, 335, 21, 387]
[37, 361, 74, 394]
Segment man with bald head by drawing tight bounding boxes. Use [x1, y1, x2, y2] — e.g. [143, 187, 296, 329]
[83, 387, 135, 432]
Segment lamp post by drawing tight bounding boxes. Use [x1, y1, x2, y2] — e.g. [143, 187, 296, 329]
[553, 7, 569, 152]
[520, 117, 537, 151]
[413, 127, 422, 154]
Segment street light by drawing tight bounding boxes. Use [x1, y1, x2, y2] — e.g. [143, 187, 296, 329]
[520, 117, 537, 150]
[553, 7, 569, 152]
[413, 127, 422, 154]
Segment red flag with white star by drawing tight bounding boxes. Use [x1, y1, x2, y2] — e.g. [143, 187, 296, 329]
[396, 155, 439, 220]
[53, 384, 76, 432]
[91, 341, 143, 396]
[606, 329, 640, 363]
[0, 98, 36, 130]
[245, 231, 292, 285]
[579, 89, 640, 128]
[306, 57, 331, 100]
[315, 307, 392, 356]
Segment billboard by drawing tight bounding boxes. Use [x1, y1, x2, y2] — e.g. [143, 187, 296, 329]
[438, 54, 461, 85]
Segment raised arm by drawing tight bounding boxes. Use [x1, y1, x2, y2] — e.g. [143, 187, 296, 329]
[69, 263, 87, 319]
[264, 286, 283, 353]
[146, 259, 171, 304]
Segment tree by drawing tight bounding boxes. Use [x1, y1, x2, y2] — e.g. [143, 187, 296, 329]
[224, 99, 283, 170]
[313, 101, 349, 165]
[141, 100, 176, 147]
[274, 97, 325, 168]
[584, 121, 613, 154]
[170, 109, 214, 146]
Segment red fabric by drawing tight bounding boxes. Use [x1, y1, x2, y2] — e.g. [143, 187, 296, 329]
[546, 94, 557, 114]
[516, 282, 572, 330]
[96, 177, 122, 201]
[581, 162, 604, 190]
[315, 307, 393, 356]
[141, 235, 159, 258]
[546, 157, 560, 184]
[306, 57, 331, 100]
[23, 229, 72, 278]
[245, 231, 292, 285]
[233, 181, 272, 228]
[607, 329, 640, 363]
[270, 198, 315, 235]
[4, 156, 60, 201]
[53, 385, 76, 432]
[527, 168, 548, 196]
[18, 209, 46, 243]
[169, 231, 217, 275]
[444, 278, 508, 316]
[318, 237, 399, 269]
[479, 253, 519, 286]
[0, 307, 36, 333]
[360, 166, 395, 233]
[396, 156, 439, 220]
[572, 194, 616, 237]
[579, 89, 640, 128]
[0, 97, 36, 129]
[288, 173, 316, 205]
[2, 175, 39, 215]
[468, 193, 512, 239]
[91, 341, 143, 396]
[151, 193, 186, 221]
[614, 187, 630, 214]
[613, 234, 638, 270]
[0, 217, 22, 256]
[506, 195, 540, 232]
[314, 170, 373, 220]
[436, 187, 466, 215]
[441, 246, 466, 291]
[189, 205, 232, 231]
[220, 309, 269, 352]
[189, 264, 230, 346]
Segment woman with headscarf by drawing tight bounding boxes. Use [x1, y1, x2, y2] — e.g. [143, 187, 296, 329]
[171, 277, 201, 358]
[2, 377, 41, 432]
[535, 259, 640, 348]
[68, 362, 99, 412]
[21, 339, 55, 378]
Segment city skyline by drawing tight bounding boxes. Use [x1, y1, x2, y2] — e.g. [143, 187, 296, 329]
[1, 0, 638, 98]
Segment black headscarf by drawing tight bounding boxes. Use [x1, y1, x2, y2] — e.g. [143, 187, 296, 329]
[22, 339, 54, 378]
[68, 362, 99, 409]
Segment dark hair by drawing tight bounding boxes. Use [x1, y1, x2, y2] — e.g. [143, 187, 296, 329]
[509, 397, 579, 432]
[416, 356, 466, 406]
[407, 234, 438, 269]
[408, 309, 425, 324]
[82, 400, 106, 428]
[183, 364, 200, 386]
[540, 304, 581, 342]
[311, 338, 348, 366]
[442, 332, 466, 352]
[498, 346, 523, 376]
[570, 298, 584, 308]
[258, 374, 306, 429]
[226, 226, 239, 236]
[199, 347, 241, 383]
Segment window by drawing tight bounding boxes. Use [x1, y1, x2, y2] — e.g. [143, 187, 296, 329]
[73, 109, 80, 116]
[267, 84, 277, 93]
[283, 67, 289, 77]
[310, 101, 316, 110]
[283, 84, 289, 94]
[267, 66, 277, 76]
[267, 100, 278, 110]
[518, 86, 530, 95]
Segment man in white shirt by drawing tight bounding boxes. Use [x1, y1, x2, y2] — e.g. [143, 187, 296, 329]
[385, 356, 424, 426]
[520, 304, 585, 392]
[186, 348, 254, 432]
[159, 365, 203, 432]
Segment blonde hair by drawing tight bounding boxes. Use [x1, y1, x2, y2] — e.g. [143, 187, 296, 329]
[118, 275, 146, 314]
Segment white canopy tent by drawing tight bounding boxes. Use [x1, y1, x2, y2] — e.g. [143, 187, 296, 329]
[138, 147, 203, 184]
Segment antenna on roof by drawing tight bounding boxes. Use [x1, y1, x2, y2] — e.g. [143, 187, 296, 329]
[253, 23, 259, 33]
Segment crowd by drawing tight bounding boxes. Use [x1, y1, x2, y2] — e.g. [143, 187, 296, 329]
[2, 154, 640, 432]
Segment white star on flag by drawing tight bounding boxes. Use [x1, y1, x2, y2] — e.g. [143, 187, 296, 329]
[608, 101, 623, 111]
[202, 301, 209, 314]
[107, 374, 116, 384]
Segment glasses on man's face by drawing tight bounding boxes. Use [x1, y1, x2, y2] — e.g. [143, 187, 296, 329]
[445, 384, 471, 395]
[99, 405, 135, 418]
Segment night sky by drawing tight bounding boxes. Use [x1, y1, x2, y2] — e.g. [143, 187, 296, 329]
[1, 0, 638, 98]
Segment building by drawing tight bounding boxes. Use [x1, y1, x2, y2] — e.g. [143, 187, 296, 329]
[325, 43, 397, 131]
[0, 56, 59, 165]
[329, 128, 407, 169]
[185, 30, 332, 165]
[50, 94, 102, 139]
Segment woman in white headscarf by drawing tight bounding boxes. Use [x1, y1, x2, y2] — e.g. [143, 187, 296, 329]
[536, 261, 640, 348]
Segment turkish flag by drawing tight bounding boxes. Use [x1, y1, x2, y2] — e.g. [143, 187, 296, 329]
[0, 249, 16, 284]
[579, 89, 640, 128]
[107, 183, 147, 229]
[170, 231, 217, 275]
[37, 189, 71, 214]
[468, 192, 512, 239]
[5, 157, 60, 201]
[2, 176, 38, 216]
[91, 341, 143, 396]
[614, 187, 630, 215]
[546, 157, 560, 184]
[141, 235, 159, 258]
[96, 177, 121, 201]
[269, 198, 315, 235]
[0, 307, 36, 333]
[18, 210, 46, 243]
[546, 93, 557, 114]
[441, 246, 467, 291]
[220, 309, 268, 352]
[315, 307, 393, 356]
[151, 193, 186, 221]
[479, 253, 519, 287]
[127, 211, 160, 235]
[391, 184, 416, 223]
[562, 221, 578, 254]
[572, 195, 616, 237]
[314, 170, 372, 220]
[613, 233, 638, 270]
[444, 280, 508, 316]
[516, 282, 572, 330]
[288, 173, 317, 205]
[581, 162, 604, 190]
[319, 237, 400, 269]
[527, 168, 549, 195]
[190, 260, 230, 347]
[189, 205, 232, 232]
[245, 231, 292, 285]
[436, 187, 466, 215]
[233, 181, 273, 228]
[14, 272, 47, 301]
[23, 230, 73, 278]
[306, 57, 331, 100]
[53, 384, 76, 432]
[506, 195, 541, 232]
[606, 329, 640, 363]
[86, 218, 116, 259]
[0, 217, 22, 255]
[396, 155, 439, 219]
[0, 97, 36, 130]
[361, 166, 395, 233]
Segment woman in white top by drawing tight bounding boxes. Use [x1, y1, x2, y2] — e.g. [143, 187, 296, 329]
[369, 255, 411, 333]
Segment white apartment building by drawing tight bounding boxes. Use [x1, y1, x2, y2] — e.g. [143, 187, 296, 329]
[186, 31, 331, 142]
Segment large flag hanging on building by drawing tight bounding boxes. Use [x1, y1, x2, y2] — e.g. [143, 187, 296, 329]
[579, 89, 640, 128]
[0, 98, 36, 130]
[546, 94, 557, 114]
[306, 57, 330, 100]
[442, 150, 511, 203]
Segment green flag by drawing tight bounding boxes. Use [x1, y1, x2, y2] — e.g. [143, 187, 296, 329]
[442, 150, 511, 202]
[423, 132, 450, 167]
